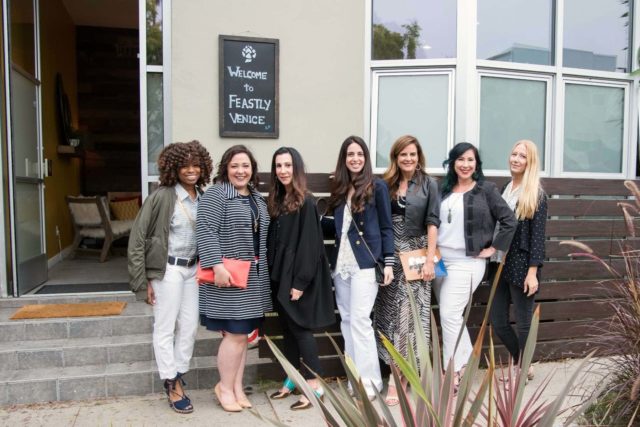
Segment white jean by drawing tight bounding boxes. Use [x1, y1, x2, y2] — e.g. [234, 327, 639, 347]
[151, 263, 199, 380]
[334, 268, 382, 395]
[433, 249, 486, 372]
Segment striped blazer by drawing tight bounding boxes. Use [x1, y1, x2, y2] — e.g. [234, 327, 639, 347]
[196, 182, 272, 320]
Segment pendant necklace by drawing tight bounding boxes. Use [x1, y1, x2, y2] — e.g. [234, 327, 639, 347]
[248, 193, 260, 233]
[446, 193, 462, 224]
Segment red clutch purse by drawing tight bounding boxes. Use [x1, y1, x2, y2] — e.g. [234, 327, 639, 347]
[196, 258, 251, 289]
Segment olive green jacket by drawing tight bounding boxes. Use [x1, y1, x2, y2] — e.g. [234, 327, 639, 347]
[127, 186, 176, 291]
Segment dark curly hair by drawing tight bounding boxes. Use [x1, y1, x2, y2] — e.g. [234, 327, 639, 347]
[157, 140, 213, 187]
[214, 145, 260, 188]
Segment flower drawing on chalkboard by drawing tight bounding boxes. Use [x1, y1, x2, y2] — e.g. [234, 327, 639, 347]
[242, 45, 257, 63]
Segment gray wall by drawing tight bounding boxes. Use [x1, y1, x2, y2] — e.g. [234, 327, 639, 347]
[172, 0, 366, 172]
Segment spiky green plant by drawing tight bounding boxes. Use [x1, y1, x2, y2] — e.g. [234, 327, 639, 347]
[258, 261, 593, 426]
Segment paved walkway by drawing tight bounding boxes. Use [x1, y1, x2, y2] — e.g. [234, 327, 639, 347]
[0, 358, 606, 426]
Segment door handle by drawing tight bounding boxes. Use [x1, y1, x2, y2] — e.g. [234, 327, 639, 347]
[43, 158, 52, 177]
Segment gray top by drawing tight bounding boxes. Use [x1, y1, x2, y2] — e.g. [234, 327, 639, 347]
[167, 183, 199, 258]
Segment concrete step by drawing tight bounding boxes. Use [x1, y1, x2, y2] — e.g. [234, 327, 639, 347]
[0, 300, 153, 342]
[0, 328, 221, 371]
[0, 292, 137, 309]
[0, 350, 271, 405]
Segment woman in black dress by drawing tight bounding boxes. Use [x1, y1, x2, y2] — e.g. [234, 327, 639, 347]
[267, 147, 335, 410]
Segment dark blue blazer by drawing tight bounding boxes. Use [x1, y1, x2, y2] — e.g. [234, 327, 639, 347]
[329, 178, 394, 269]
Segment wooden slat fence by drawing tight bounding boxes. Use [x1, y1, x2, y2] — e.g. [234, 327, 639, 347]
[256, 175, 639, 379]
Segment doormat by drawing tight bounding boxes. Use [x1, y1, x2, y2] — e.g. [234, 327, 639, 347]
[10, 301, 127, 320]
[36, 283, 131, 294]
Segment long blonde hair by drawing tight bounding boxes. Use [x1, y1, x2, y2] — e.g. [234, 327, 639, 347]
[383, 135, 428, 199]
[512, 140, 542, 220]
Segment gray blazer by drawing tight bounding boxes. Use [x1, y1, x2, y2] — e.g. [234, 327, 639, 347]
[441, 180, 517, 257]
[403, 173, 441, 236]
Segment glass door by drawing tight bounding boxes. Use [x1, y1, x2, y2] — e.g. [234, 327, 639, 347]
[6, 0, 46, 295]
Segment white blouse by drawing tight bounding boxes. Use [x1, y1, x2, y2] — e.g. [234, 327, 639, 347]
[437, 192, 466, 254]
[333, 204, 360, 280]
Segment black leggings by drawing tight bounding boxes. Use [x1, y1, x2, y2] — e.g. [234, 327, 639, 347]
[278, 307, 323, 380]
[490, 272, 535, 364]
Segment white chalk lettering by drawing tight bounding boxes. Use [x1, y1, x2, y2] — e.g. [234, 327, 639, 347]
[228, 112, 266, 125]
[228, 94, 271, 111]
[226, 66, 268, 80]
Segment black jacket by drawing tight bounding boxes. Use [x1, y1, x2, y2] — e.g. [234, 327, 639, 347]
[267, 195, 336, 329]
[503, 189, 548, 288]
[441, 180, 517, 256]
[402, 173, 441, 236]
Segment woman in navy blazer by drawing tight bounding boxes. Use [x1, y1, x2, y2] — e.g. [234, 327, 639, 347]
[326, 136, 394, 399]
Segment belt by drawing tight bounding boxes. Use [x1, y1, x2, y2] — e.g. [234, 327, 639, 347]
[167, 256, 198, 267]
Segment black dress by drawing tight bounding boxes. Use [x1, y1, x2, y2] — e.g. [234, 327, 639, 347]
[267, 195, 336, 329]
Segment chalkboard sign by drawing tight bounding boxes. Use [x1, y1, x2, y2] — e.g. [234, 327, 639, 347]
[219, 35, 279, 138]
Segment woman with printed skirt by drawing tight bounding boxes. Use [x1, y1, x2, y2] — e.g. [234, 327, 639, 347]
[128, 141, 213, 414]
[325, 136, 394, 400]
[490, 140, 547, 380]
[375, 135, 440, 405]
[266, 147, 336, 410]
[433, 142, 516, 386]
[196, 145, 272, 413]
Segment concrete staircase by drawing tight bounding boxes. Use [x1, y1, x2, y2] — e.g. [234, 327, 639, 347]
[0, 293, 254, 405]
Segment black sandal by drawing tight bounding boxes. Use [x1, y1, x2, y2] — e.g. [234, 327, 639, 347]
[164, 375, 194, 414]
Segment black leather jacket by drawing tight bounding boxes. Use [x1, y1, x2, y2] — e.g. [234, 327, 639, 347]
[401, 173, 441, 236]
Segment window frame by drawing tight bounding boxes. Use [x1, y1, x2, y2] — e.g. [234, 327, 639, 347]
[370, 68, 455, 174]
[367, 0, 639, 179]
[476, 70, 553, 176]
[139, 0, 171, 198]
[557, 77, 631, 178]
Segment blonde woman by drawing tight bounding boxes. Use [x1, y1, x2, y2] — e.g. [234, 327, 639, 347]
[490, 140, 547, 380]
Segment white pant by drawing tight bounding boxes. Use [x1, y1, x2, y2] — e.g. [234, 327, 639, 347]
[151, 263, 199, 380]
[334, 268, 382, 395]
[433, 251, 486, 372]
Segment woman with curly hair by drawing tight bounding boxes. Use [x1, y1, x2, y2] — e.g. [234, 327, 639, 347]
[128, 140, 213, 414]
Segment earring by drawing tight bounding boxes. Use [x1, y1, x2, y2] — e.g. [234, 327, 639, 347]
[415, 164, 422, 171]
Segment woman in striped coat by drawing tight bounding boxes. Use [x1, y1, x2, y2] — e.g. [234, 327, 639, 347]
[196, 145, 272, 413]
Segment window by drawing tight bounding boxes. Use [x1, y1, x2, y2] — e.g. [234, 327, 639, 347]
[563, 0, 631, 72]
[140, 0, 171, 196]
[477, 0, 553, 66]
[563, 82, 626, 174]
[479, 75, 548, 171]
[372, 71, 452, 169]
[146, 73, 164, 175]
[372, 0, 455, 60]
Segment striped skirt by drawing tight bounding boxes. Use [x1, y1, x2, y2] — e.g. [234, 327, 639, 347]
[375, 214, 432, 365]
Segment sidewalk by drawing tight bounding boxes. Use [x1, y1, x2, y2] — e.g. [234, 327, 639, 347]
[0, 357, 606, 426]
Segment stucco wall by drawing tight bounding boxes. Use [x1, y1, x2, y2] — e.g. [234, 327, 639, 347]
[172, 0, 365, 173]
[40, 0, 81, 258]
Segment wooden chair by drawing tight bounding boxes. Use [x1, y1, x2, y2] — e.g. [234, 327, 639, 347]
[66, 195, 134, 262]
